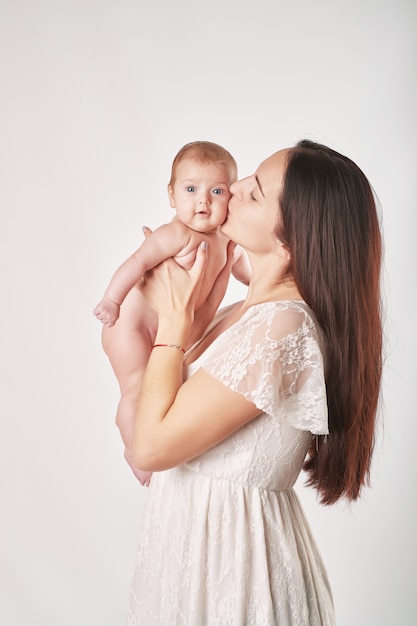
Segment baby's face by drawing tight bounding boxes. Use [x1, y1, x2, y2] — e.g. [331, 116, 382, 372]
[168, 159, 235, 233]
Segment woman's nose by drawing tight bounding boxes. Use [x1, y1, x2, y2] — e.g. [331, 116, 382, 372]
[229, 180, 241, 198]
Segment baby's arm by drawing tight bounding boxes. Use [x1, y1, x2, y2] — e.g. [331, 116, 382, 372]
[231, 246, 251, 286]
[94, 222, 192, 326]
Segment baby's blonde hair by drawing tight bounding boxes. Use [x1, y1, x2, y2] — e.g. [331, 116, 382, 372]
[169, 141, 237, 186]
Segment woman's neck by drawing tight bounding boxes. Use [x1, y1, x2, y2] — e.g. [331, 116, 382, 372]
[242, 260, 302, 309]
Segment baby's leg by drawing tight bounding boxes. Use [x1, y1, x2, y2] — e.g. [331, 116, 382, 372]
[102, 286, 158, 486]
[116, 385, 153, 486]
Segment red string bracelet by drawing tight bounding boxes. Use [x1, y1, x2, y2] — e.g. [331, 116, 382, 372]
[151, 343, 185, 354]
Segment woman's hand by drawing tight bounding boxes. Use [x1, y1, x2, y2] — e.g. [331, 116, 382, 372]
[187, 240, 237, 347]
[139, 241, 208, 326]
[140, 226, 237, 348]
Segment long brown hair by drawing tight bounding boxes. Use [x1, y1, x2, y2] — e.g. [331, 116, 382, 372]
[278, 140, 383, 504]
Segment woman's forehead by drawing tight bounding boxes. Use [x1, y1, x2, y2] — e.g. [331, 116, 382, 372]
[255, 149, 290, 193]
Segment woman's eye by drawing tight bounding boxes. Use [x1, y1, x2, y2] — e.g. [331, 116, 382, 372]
[250, 192, 256, 201]
[186, 186, 196, 192]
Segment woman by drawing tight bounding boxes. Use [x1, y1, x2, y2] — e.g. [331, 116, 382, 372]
[105, 140, 383, 625]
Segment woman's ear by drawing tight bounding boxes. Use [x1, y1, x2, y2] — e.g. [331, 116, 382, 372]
[282, 243, 291, 262]
[277, 241, 292, 268]
[167, 184, 176, 208]
[275, 236, 291, 256]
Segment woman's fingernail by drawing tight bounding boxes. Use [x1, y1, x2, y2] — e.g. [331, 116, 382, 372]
[200, 241, 207, 250]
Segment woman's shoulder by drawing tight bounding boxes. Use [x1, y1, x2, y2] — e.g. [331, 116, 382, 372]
[189, 300, 321, 366]
[234, 300, 324, 353]
[198, 299, 327, 401]
[209, 300, 319, 338]
[245, 299, 310, 314]
[203, 300, 322, 355]
[241, 300, 318, 329]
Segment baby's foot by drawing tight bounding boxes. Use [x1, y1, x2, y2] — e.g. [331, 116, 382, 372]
[134, 469, 153, 487]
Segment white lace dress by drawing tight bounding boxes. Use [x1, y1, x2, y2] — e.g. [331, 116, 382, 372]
[126, 301, 335, 625]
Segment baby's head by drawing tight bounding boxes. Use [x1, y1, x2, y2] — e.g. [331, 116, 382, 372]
[168, 141, 237, 232]
[169, 141, 237, 187]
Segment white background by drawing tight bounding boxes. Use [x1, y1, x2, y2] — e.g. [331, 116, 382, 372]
[0, 1, 416, 624]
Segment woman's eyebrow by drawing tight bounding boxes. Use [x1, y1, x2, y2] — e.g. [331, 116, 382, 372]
[255, 175, 264, 196]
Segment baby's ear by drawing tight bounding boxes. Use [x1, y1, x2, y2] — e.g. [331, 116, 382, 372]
[167, 184, 176, 208]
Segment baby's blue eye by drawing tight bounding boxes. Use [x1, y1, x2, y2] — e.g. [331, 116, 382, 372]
[186, 186, 196, 192]
[212, 189, 224, 195]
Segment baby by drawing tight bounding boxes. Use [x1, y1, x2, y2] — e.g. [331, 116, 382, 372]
[94, 141, 250, 485]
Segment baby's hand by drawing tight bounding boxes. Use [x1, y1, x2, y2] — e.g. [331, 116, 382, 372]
[93, 297, 120, 326]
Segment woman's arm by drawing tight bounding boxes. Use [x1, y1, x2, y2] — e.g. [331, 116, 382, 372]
[133, 244, 260, 471]
[135, 367, 260, 471]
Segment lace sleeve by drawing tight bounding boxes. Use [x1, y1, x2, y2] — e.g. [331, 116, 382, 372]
[201, 302, 329, 435]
